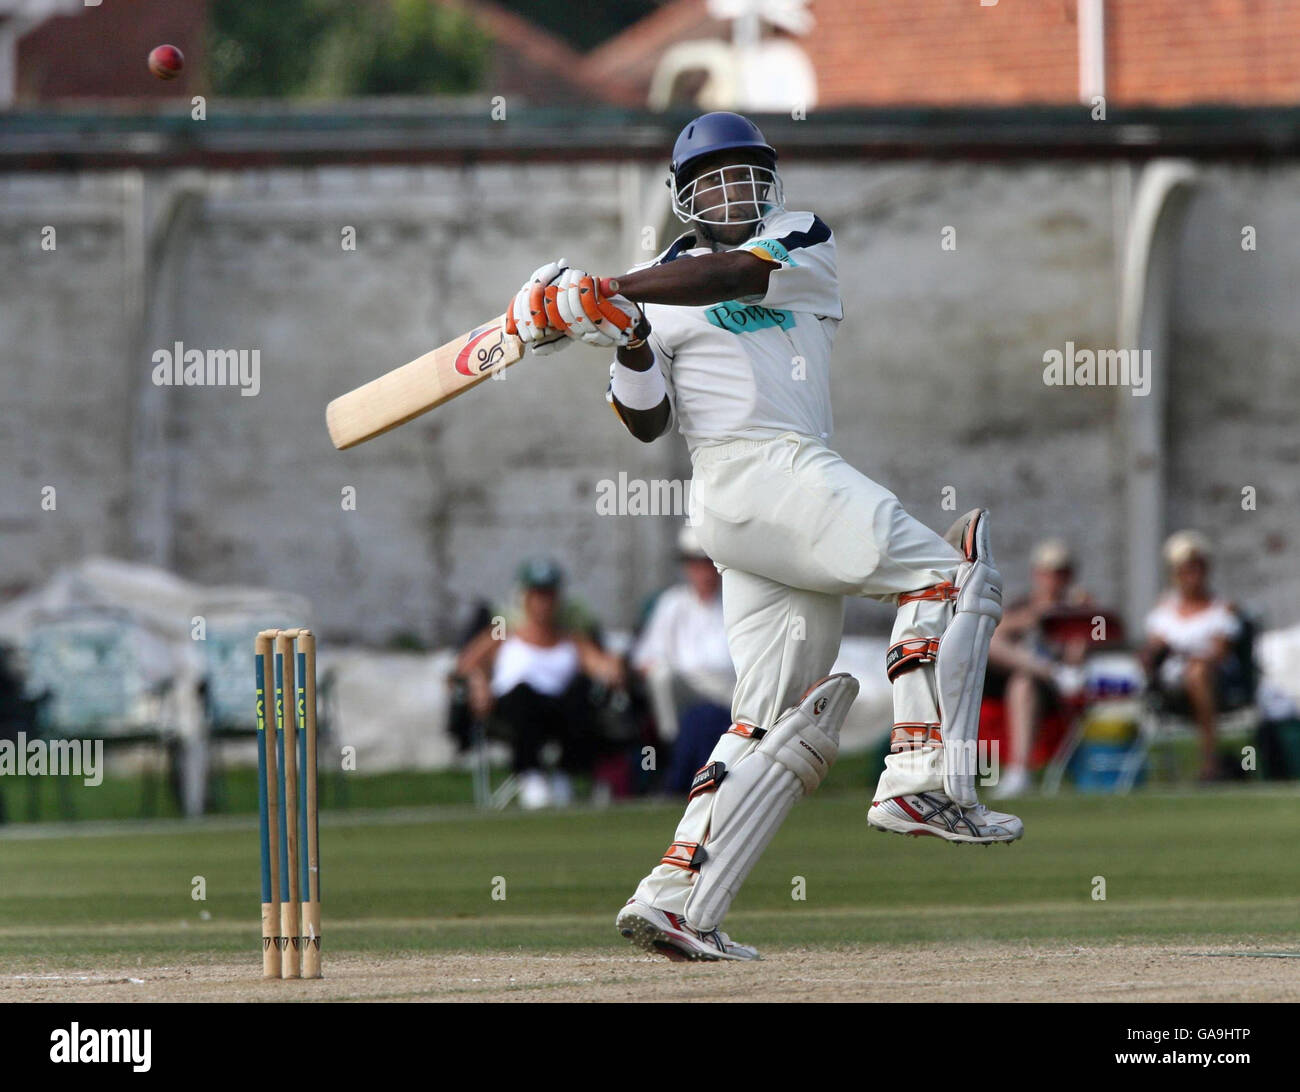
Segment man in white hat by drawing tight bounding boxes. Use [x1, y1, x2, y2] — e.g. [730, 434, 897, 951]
[633, 524, 736, 793]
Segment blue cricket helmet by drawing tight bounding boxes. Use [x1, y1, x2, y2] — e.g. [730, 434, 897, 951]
[670, 112, 777, 183]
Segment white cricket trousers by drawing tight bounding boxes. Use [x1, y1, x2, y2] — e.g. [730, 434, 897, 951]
[632, 431, 963, 917]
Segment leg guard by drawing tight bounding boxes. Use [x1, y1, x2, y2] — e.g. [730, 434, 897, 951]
[936, 509, 1003, 805]
[683, 673, 859, 933]
[631, 728, 757, 915]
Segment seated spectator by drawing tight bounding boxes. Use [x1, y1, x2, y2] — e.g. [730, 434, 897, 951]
[1141, 530, 1249, 782]
[0, 642, 45, 825]
[633, 525, 735, 793]
[987, 539, 1095, 797]
[457, 559, 624, 808]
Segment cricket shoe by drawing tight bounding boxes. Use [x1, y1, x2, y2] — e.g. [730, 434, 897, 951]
[868, 792, 1023, 844]
[615, 899, 761, 962]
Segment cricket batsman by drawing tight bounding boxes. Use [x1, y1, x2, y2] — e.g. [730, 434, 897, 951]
[504, 112, 1022, 962]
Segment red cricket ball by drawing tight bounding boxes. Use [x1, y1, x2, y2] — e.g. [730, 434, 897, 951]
[148, 44, 185, 81]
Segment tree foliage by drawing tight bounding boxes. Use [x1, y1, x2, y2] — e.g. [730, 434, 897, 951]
[209, 0, 490, 97]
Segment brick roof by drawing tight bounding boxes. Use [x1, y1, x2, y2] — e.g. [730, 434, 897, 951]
[14, 0, 1298, 108]
[16, 0, 207, 101]
[579, 0, 726, 102]
[576, 0, 1300, 108]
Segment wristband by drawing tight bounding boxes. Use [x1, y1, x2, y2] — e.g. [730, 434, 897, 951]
[623, 309, 651, 350]
[610, 352, 666, 410]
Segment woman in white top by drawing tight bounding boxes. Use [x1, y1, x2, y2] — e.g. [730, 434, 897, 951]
[458, 559, 624, 805]
[1141, 531, 1243, 781]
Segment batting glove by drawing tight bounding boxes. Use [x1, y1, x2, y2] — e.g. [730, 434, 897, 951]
[552, 269, 647, 349]
[505, 258, 570, 356]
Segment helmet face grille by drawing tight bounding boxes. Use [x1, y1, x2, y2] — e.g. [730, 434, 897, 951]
[671, 162, 784, 228]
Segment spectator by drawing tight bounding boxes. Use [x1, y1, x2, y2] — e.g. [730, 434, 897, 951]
[987, 539, 1094, 797]
[1141, 531, 1245, 782]
[0, 643, 43, 825]
[457, 559, 625, 808]
[633, 525, 735, 793]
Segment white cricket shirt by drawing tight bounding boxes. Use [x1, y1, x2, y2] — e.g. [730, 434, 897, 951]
[623, 210, 843, 454]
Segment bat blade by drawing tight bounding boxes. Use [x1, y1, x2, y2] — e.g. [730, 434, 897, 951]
[326, 315, 524, 450]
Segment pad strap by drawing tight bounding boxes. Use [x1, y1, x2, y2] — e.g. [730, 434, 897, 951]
[890, 723, 943, 751]
[726, 723, 765, 740]
[886, 637, 940, 681]
[688, 761, 726, 800]
[898, 581, 957, 606]
[661, 841, 706, 871]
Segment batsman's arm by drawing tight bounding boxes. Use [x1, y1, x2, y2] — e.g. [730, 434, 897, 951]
[602, 251, 772, 442]
[604, 250, 774, 307]
[609, 339, 671, 444]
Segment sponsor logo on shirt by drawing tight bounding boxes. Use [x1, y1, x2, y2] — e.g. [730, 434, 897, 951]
[705, 300, 794, 334]
[748, 239, 794, 264]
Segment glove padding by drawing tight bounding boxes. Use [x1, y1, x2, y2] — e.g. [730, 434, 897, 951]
[552, 268, 644, 348]
[506, 258, 570, 356]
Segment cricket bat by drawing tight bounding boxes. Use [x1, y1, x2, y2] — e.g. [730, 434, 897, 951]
[326, 315, 523, 450]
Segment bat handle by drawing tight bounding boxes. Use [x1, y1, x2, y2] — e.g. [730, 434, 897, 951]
[598, 277, 620, 298]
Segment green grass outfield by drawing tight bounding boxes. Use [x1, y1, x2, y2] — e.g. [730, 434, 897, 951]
[0, 785, 1297, 973]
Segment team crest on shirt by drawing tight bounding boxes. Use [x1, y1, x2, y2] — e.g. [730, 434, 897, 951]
[705, 300, 794, 334]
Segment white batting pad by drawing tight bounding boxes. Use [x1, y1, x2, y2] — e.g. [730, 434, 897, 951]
[936, 510, 1003, 806]
[684, 673, 858, 933]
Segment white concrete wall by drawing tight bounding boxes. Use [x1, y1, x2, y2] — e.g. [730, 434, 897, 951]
[1, 159, 1296, 644]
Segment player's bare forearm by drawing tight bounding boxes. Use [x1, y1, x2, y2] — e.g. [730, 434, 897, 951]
[611, 342, 671, 443]
[612, 250, 773, 306]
